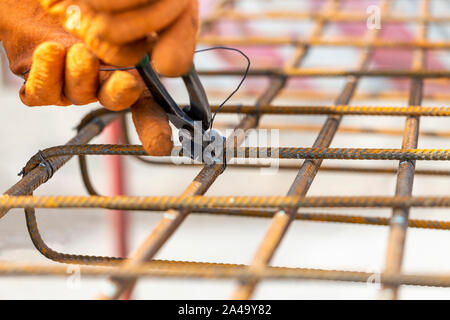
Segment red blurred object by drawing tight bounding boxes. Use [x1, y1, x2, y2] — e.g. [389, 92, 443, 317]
[106, 119, 132, 300]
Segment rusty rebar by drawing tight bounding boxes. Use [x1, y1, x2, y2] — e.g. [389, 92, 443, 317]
[0, 110, 118, 220]
[107, 154, 450, 176]
[381, 0, 429, 300]
[0, 0, 447, 300]
[19, 145, 450, 173]
[216, 10, 450, 24]
[94, 0, 335, 300]
[198, 36, 450, 50]
[210, 105, 450, 116]
[25, 204, 123, 266]
[0, 195, 449, 211]
[207, 88, 450, 102]
[231, 0, 391, 299]
[0, 260, 449, 288]
[199, 68, 450, 78]
[191, 208, 450, 230]
[212, 122, 450, 139]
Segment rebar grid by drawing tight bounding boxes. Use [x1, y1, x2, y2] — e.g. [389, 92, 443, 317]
[380, 0, 430, 300]
[0, 0, 449, 300]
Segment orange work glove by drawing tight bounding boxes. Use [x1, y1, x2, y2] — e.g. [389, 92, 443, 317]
[39, 0, 199, 77]
[0, 0, 178, 156]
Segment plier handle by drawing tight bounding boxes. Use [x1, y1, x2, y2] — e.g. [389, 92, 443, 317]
[136, 55, 225, 166]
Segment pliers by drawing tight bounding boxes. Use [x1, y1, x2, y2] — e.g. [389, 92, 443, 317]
[136, 55, 225, 167]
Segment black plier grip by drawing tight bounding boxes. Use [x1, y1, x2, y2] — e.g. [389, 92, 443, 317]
[136, 55, 211, 134]
[136, 55, 225, 168]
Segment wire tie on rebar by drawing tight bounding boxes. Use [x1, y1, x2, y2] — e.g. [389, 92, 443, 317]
[37, 150, 55, 182]
[17, 168, 25, 177]
[18, 150, 54, 180]
[18, 160, 32, 177]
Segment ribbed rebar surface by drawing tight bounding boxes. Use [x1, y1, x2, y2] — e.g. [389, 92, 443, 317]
[0, 0, 448, 300]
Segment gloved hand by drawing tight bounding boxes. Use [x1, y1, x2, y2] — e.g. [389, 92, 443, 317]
[0, 0, 186, 156]
[39, 0, 199, 76]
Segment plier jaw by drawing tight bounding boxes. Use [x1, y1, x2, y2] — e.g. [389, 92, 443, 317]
[136, 55, 225, 168]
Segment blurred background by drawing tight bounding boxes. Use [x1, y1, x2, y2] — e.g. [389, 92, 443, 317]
[0, 0, 449, 299]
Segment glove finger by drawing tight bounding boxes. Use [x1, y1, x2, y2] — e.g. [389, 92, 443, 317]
[86, 35, 150, 67]
[20, 41, 68, 106]
[98, 70, 142, 111]
[92, 0, 189, 45]
[43, 0, 157, 12]
[152, 0, 198, 77]
[85, 0, 156, 12]
[39, 0, 63, 9]
[131, 93, 173, 156]
[41, 0, 150, 66]
[65, 43, 100, 105]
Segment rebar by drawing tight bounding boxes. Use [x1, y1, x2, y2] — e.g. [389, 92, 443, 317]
[215, 10, 450, 24]
[0, 194, 449, 211]
[19, 145, 450, 173]
[0, 110, 118, 220]
[213, 122, 450, 139]
[199, 68, 450, 78]
[198, 36, 450, 50]
[210, 105, 450, 116]
[94, 0, 334, 299]
[0, 260, 449, 289]
[191, 208, 450, 230]
[232, 0, 391, 299]
[381, 0, 429, 300]
[0, 0, 448, 300]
